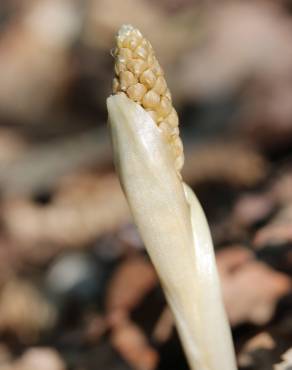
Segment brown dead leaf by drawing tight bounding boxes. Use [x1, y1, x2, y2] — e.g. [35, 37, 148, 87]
[253, 223, 292, 248]
[238, 332, 275, 367]
[0, 344, 12, 368]
[217, 246, 253, 275]
[106, 256, 157, 313]
[0, 0, 80, 123]
[0, 279, 56, 343]
[178, 2, 292, 98]
[111, 319, 158, 370]
[184, 142, 267, 188]
[152, 306, 173, 344]
[232, 193, 275, 228]
[217, 247, 291, 325]
[253, 203, 292, 248]
[0, 129, 27, 163]
[3, 174, 130, 249]
[272, 172, 292, 204]
[84, 314, 107, 344]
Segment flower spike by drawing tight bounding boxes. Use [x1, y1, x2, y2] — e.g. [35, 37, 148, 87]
[107, 25, 237, 370]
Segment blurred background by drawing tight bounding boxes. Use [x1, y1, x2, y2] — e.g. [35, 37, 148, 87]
[1, 0, 292, 369]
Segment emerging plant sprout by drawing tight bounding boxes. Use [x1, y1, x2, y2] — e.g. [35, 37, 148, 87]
[107, 24, 237, 370]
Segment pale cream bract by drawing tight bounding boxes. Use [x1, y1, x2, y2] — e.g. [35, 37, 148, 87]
[107, 91, 237, 370]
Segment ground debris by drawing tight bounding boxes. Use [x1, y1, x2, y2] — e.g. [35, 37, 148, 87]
[217, 247, 291, 326]
[110, 318, 158, 370]
[238, 332, 275, 368]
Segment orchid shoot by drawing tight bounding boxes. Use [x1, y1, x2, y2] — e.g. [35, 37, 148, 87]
[107, 24, 237, 370]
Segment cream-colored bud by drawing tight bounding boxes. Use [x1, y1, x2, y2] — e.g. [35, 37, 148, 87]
[140, 69, 156, 89]
[119, 71, 137, 91]
[142, 90, 160, 109]
[127, 59, 147, 76]
[157, 97, 172, 118]
[112, 24, 183, 174]
[153, 76, 167, 95]
[127, 83, 147, 102]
